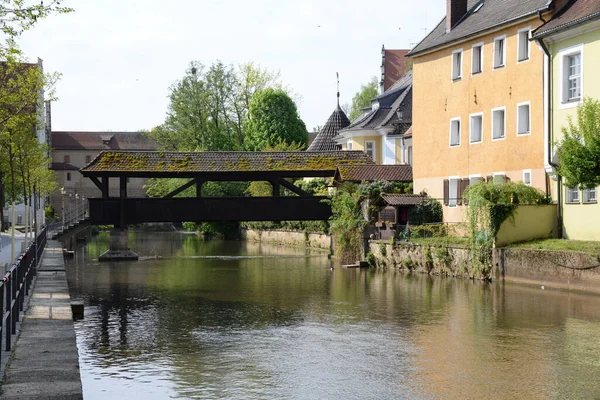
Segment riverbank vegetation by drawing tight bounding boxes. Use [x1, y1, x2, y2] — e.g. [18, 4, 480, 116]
[464, 181, 549, 278]
[327, 181, 413, 263]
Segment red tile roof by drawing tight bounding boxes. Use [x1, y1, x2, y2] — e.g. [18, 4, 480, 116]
[383, 49, 410, 91]
[533, 0, 600, 38]
[335, 164, 413, 182]
[51, 131, 157, 151]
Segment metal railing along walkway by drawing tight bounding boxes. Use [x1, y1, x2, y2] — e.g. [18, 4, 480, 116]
[0, 227, 47, 362]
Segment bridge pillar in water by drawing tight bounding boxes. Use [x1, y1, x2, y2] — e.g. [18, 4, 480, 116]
[98, 229, 138, 262]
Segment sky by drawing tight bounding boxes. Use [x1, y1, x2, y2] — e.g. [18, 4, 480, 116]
[19, 0, 446, 133]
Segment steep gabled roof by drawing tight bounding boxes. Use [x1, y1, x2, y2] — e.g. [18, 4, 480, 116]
[533, 0, 600, 38]
[407, 0, 551, 57]
[382, 49, 410, 91]
[337, 72, 412, 135]
[307, 105, 351, 151]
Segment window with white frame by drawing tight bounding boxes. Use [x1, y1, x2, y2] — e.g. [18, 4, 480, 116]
[517, 102, 530, 135]
[493, 36, 506, 69]
[347, 141, 353, 150]
[559, 46, 584, 105]
[517, 28, 530, 62]
[452, 49, 463, 80]
[450, 118, 461, 146]
[492, 107, 506, 139]
[584, 187, 597, 203]
[469, 175, 483, 185]
[365, 141, 375, 160]
[493, 173, 506, 184]
[470, 113, 483, 143]
[472, 43, 483, 74]
[449, 178, 459, 207]
[567, 186, 580, 203]
[567, 53, 581, 102]
[522, 170, 531, 186]
[407, 145, 412, 165]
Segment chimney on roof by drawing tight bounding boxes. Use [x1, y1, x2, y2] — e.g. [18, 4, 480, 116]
[446, 0, 467, 32]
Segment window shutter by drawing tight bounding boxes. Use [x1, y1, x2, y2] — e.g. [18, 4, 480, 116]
[461, 178, 470, 205]
[486, 175, 493, 183]
[443, 179, 449, 206]
[505, 175, 511, 182]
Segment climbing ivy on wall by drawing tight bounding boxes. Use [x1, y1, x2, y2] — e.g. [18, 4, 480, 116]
[464, 181, 549, 278]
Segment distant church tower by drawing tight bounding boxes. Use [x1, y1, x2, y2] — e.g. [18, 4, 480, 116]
[307, 73, 351, 151]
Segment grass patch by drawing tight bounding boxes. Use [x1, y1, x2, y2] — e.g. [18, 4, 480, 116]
[508, 238, 600, 254]
[410, 237, 469, 247]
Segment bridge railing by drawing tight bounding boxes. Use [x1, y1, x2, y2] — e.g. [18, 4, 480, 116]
[0, 226, 47, 362]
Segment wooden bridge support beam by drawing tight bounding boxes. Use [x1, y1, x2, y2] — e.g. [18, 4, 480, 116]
[270, 181, 280, 197]
[102, 177, 109, 198]
[119, 177, 127, 231]
[196, 179, 204, 198]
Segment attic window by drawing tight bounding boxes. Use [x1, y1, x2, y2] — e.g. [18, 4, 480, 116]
[100, 135, 114, 145]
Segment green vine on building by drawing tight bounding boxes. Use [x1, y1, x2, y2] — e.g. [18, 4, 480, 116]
[464, 181, 549, 278]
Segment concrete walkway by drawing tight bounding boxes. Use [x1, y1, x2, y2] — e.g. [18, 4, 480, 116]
[0, 241, 83, 399]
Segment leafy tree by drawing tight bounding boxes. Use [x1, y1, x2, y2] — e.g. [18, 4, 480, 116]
[244, 88, 308, 151]
[0, 1, 73, 52]
[151, 61, 287, 152]
[555, 97, 600, 189]
[0, 56, 58, 232]
[348, 76, 378, 121]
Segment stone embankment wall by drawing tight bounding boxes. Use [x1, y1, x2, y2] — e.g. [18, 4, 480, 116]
[369, 241, 474, 277]
[496, 248, 600, 293]
[369, 240, 600, 293]
[241, 229, 331, 250]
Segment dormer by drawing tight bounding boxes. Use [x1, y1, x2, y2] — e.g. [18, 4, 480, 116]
[100, 135, 114, 146]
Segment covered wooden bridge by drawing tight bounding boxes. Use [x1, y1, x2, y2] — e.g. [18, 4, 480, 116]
[80, 150, 375, 227]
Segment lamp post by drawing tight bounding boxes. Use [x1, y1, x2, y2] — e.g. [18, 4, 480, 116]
[67, 193, 72, 227]
[60, 187, 66, 231]
[75, 193, 80, 222]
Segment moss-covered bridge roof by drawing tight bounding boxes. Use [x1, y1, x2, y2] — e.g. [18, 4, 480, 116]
[80, 150, 376, 178]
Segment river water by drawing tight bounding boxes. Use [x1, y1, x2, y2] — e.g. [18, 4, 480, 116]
[65, 231, 600, 399]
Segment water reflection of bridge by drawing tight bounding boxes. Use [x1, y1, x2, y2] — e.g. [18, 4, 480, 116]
[81, 151, 375, 228]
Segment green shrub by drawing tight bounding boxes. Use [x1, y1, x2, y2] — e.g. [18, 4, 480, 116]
[366, 252, 377, 267]
[403, 257, 415, 271]
[379, 242, 387, 257]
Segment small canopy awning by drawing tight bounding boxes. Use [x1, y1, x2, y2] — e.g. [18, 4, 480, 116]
[374, 193, 425, 207]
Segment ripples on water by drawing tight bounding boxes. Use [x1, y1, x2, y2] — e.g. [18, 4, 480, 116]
[66, 232, 600, 399]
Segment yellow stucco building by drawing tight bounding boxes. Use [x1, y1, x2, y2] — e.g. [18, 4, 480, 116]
[407, 0, 568, 222]
[534, 0, 600, 240]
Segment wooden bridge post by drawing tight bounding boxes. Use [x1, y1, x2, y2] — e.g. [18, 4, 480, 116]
[119, 177, 127, 231]
[102, 177, 109, 198]
[271, 180, 280, 197]
[196, 179, 204, 198]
